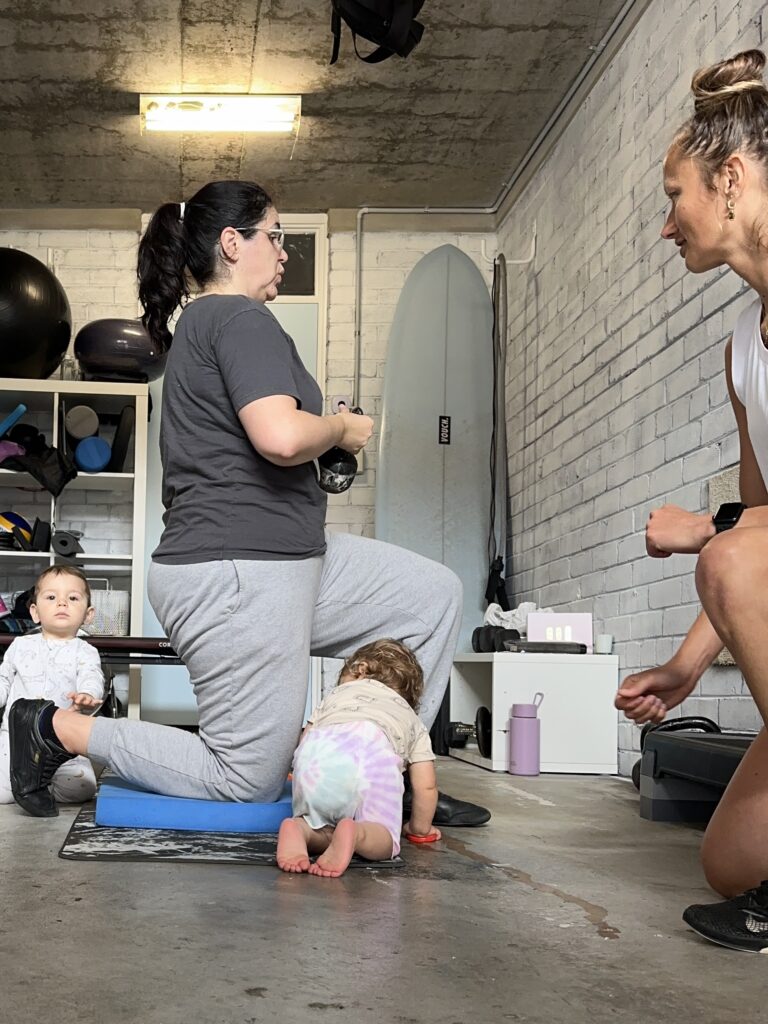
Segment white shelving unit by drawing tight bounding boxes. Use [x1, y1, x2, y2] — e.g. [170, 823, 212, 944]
[449, 652, 619, 774]
[0, 377, 149, 717]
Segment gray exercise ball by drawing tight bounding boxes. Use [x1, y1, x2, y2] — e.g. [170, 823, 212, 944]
[74, 318, 168, 382]
[0, 247, 71, 379]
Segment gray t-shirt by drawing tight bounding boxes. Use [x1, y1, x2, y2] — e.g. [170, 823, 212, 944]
[153, 294, 327, 563]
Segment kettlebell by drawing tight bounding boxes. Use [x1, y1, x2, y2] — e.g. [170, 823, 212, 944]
[318, 406, 364, 494]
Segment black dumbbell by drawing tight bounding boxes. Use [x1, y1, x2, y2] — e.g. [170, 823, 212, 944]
[444, 722, 477, 748]
[318, 406, 364, 494]
[471, 624, 521, 652]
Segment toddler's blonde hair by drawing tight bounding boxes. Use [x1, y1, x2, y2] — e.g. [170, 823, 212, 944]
[341, 638, 424, 709]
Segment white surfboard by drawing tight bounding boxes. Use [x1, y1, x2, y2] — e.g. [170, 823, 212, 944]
[375, 244, 494, 652]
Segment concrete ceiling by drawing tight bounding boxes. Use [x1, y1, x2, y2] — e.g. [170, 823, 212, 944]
[0, 0, 628, 213]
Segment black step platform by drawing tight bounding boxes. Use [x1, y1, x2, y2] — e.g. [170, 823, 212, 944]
[639, 731, 756, 823]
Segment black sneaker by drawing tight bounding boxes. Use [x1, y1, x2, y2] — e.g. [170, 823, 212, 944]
[8, 698, 75, 817]
[683, 881, 768, 953]
[403, 788, 491, 827]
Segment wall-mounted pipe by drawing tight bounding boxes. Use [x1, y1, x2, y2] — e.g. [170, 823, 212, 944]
[479, 225, 536, 268]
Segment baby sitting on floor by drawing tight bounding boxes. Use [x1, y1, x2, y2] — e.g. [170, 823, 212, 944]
[0, 566, 103, 816]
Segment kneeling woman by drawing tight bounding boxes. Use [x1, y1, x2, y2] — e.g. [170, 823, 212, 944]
[7, 179, 489, 829]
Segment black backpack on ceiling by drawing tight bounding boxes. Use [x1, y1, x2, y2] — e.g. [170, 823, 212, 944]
[330, 0, 425, 65]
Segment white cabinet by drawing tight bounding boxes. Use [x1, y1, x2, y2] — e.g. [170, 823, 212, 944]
[449, 652, 619, 774]
[0, 377, 149, 716]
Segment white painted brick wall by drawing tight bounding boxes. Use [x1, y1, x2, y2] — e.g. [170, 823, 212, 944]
[498, 0, 768, 774]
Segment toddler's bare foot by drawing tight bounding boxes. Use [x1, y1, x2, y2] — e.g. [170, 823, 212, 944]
[276, 818, 311, 873]
[309, 818, 357, 877]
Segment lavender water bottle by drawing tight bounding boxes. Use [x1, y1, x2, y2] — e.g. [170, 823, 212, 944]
[508, 692, 544, 776]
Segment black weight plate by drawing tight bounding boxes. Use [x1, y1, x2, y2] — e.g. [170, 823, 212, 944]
[475, 705, 492, 759]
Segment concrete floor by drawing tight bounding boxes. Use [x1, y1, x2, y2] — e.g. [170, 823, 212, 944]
[1, 759, 762, 1024]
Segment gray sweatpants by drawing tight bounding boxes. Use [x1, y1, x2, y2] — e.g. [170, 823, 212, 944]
[88, 531, 462, 802]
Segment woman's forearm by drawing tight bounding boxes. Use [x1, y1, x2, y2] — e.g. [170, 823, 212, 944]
[672, 608, 725, 682]
[263, 409, 346, 466]
[239, 398, 345, 466]
[646, 503, 768, 557]
[239, 396, 372, 467]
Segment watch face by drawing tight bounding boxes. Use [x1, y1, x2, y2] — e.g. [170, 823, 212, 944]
[717, 502, 745, 519]
[714, 502, 746, 531]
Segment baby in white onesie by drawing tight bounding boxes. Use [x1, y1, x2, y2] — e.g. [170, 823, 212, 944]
[0, 565, 103, 805]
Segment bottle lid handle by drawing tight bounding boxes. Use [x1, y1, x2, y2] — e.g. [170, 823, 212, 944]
[533, 692, 544, 707]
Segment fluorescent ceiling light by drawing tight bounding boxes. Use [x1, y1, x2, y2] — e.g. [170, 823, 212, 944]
[139, 94, 301, 133]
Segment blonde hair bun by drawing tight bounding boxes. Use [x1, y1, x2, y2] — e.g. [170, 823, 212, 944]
[692, 49, 767, 112]
[673, 49, 768, 183]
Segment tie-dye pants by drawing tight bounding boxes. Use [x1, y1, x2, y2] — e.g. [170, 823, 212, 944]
[292, 720, 405, 857]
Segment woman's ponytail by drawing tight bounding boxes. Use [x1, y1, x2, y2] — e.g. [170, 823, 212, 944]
[137, 201, 188, 351]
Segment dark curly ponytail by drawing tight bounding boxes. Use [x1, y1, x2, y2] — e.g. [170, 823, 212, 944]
[137, 202, 187, 351]
[137, 180, 273, 350]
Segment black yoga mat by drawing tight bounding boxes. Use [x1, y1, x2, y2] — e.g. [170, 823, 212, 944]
[58, 802, 404, 869]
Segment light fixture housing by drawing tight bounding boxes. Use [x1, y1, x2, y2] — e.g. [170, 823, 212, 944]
[139, 94, 301, 133]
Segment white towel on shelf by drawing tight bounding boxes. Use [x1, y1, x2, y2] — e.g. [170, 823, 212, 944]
[483, 601, 553, 635]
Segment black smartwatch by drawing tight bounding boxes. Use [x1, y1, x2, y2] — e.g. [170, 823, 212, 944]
[712, 502, 747, 533]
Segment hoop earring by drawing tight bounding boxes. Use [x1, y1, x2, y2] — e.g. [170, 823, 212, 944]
[726, 197, 735, 220]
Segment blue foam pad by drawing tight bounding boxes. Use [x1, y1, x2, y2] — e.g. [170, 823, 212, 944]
[95, 776, 293, 833]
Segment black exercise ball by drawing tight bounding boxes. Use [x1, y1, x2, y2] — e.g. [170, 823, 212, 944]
[0, 247, 71, 379]
[74, 318, 168, 382]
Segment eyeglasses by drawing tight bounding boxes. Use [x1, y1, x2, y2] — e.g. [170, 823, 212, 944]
[233, 226, 285, 250]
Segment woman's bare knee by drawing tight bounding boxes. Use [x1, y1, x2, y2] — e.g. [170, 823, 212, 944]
[700, 730, 768, 898]
[695, 531, 749, 605]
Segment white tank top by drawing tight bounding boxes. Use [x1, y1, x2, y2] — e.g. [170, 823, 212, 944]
[730, 297, 768, 485]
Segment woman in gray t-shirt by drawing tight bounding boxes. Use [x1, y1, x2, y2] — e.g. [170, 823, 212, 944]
[7, 179, 489, 829]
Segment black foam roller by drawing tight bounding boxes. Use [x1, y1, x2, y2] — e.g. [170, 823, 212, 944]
[107, 404, 135, 472]
[30, 518, 51, 552]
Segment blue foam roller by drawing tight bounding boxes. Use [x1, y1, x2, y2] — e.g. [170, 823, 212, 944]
[95, 776, 293, 833]
[0, 403, 26, 439]
[75, 435, 111, 472]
